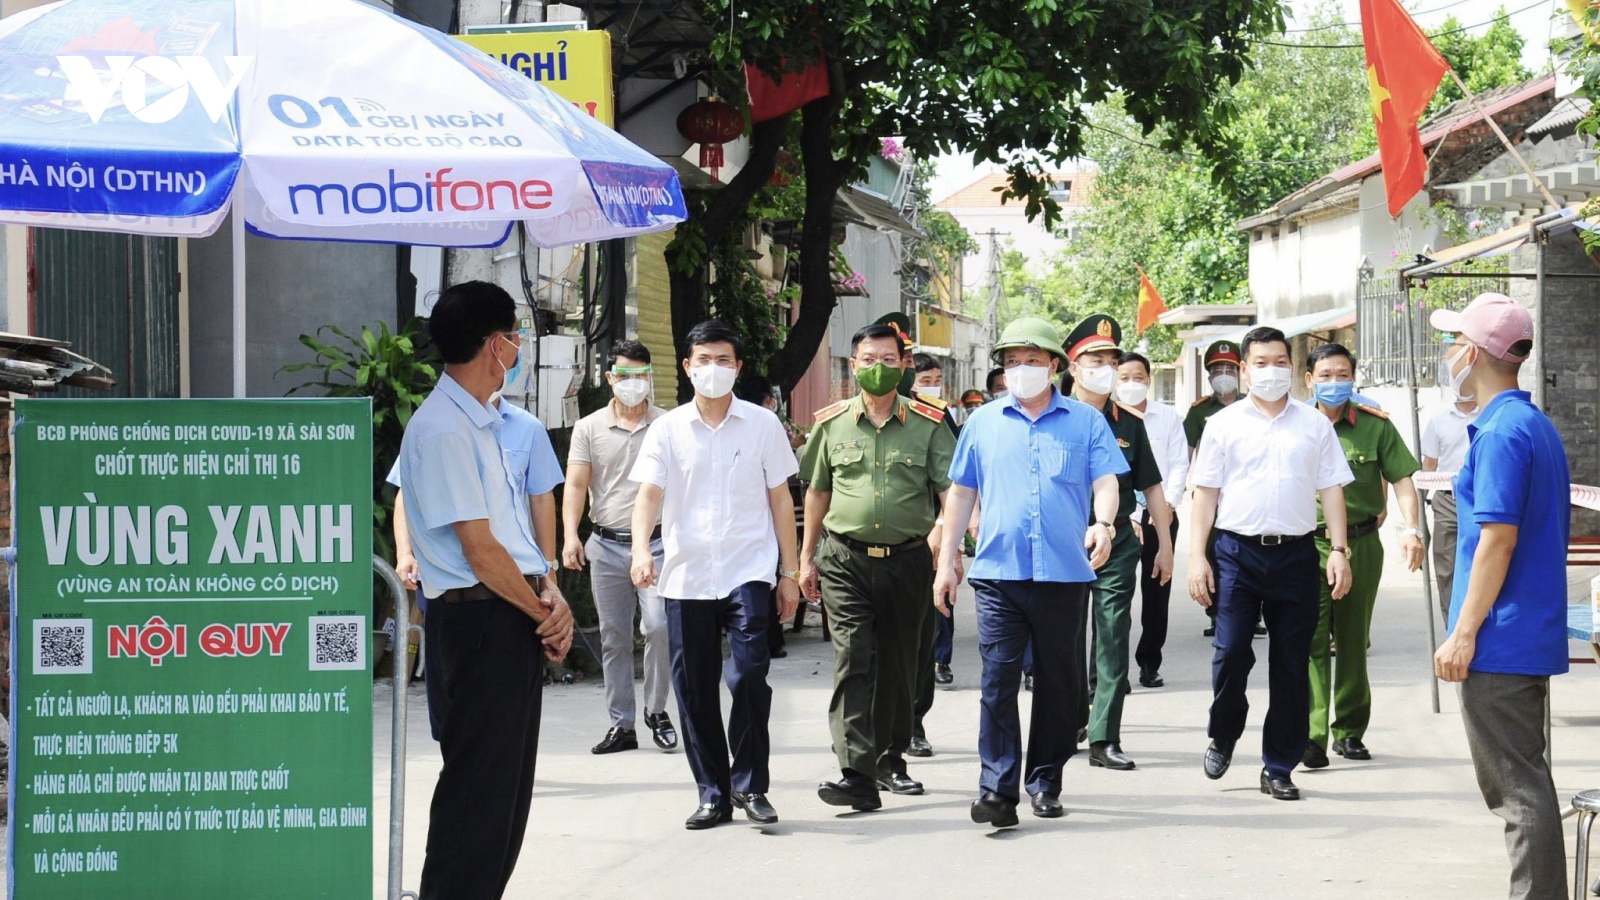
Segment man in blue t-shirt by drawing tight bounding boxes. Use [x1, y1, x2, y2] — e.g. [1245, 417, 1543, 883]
[1431, 293, 1570, 900]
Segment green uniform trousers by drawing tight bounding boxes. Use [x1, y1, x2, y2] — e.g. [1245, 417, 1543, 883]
[1308, 529, 1384, 749]
[816, 536, 932, 777]
[1087, 526, 1141, 744]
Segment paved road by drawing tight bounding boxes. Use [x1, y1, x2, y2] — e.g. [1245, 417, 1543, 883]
[373, 524, 1600, 899]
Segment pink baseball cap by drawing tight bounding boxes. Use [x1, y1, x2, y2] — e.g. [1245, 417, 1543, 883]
[1429, 292, 1533, 362]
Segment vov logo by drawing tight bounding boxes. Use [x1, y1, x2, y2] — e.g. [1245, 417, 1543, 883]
[57, 55, 253, 124]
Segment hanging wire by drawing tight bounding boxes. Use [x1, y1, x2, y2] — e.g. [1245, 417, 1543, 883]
[1083, 120, 1362, 167]
[1281, 0, 1483, 33]
[1250, 0, 1550, 49]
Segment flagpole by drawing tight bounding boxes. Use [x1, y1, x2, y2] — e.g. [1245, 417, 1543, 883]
[1445, 69, 1562, 211]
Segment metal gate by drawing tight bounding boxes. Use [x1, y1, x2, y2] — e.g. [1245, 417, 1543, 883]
[32, 228, 181, 397]
[1356, 262, 1509, 388]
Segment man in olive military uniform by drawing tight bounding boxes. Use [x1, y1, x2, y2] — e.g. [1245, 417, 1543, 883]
[1300, 344, 1424, 769]
[1065, 315, 1174, 771]
[1184, 339, 1243, 637]
[799, 322, 957, 811]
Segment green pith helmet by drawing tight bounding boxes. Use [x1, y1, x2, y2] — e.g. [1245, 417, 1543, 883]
[991, 317, 1067, 366]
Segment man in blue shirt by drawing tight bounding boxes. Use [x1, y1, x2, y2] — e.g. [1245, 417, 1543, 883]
[935, 317, 1125, 828]
[396, 281, 573, 900]
[1432, 293, 1570, 900]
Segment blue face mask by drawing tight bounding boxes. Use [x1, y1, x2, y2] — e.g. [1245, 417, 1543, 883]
[1312, 380, 1355, 408]
[500, 334, 523, 392]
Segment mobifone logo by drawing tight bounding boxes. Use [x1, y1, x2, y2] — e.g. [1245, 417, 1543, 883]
[57, 55, 252, 124]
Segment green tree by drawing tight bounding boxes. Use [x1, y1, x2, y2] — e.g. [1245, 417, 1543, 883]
[1429, 8, 1530, 114]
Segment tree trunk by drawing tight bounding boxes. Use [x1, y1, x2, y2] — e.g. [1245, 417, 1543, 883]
[663, 117, 786, 402]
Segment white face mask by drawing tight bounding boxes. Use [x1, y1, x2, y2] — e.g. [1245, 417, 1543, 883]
[1247, 365, 1293, 402]
[1074, 363, 1116, 396]
[1439, 345, 1476, 402]
[917, 384, 943, 400]
[1004, 364, 1052, 401]
[1209, 373, 1239, 396]
[612, 378, 650, 407]
[689, 362, 738, 399]
[1116, 381, 1150, 406]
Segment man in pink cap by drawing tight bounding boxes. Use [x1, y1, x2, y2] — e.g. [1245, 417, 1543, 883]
[1431, 292, 1570, 900]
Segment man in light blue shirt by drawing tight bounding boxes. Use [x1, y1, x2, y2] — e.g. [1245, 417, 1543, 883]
[935, 317, 1124, 829]
[395, 280, 572, 900]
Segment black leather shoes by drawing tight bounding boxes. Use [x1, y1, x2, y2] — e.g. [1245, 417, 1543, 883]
[1024, 674, 1034, 692]
[970, 791, 1019, 828]
[1302, 743, 1330, 769]
[1203, 739, 1234, 780]
[934, 663, 953, 685]
[1030, 793, 1064, 818]
[1260, 768, 1301, 800]
[732, 791, 779, 824]
[1332, 737, 1371, 760]
[875, 772, 924, 795]
[1138, 667, 1164, 688]
[591, 726, 638, 755]
[685, 804, 732, 830]
[1089, 741, 1136, 770]
[644, 711, 677, 751]
[818, 773, 883, 811]
[1076, 726, 1088, 746]
[1203, 624, 1216, 637]
[907, 736, 933, 758]
[1253, 623, 1268, 637]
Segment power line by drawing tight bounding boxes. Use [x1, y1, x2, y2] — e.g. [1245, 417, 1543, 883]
[1083, 120, 1362, 168]
[1281, 0, 1483, 33]
[1250, 0, 1549, 49]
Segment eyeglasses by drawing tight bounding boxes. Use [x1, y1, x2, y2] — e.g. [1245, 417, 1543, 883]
[856, 356, 902, 368]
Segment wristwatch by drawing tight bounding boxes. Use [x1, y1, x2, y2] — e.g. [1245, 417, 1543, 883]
[779, 569, 800, 582]
[1329, 545, 1349, 557]
[1096, 520, 1116, 535]
[1400, 527, 1423, 538]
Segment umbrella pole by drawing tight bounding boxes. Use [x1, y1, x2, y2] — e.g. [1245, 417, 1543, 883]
[232, 208, 247, 398]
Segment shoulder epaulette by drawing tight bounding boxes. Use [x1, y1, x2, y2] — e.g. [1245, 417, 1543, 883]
[1356, 403, 1390, 420]
[1116, 401, 1146, 420]
[908, 399, 946, 423]
[912, 391, 948, 409]
[1190, 396, 1210, 408]
[813, 399, 851, 425]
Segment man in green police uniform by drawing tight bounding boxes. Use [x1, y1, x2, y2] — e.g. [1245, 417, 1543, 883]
[1184, 339, 1242, 637]
[799, 322, 958, 811]
[1066, 314, 1173, 771]
[1300, 343, 1424, 770]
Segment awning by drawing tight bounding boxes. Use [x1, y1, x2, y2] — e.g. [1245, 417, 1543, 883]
[1191, 305, 1357, 350]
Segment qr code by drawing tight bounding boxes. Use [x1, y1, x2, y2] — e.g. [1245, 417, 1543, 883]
[34, 619, 93, 675]
[308, 616, 365, 671]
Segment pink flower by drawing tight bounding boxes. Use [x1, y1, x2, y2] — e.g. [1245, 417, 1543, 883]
[879, 137, 908, 162]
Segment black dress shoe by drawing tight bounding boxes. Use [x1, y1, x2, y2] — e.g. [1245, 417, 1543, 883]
[1138, 667, 1164, 688]
[906, 735, 933, 758]
[1203, 624, 1216, 637]
[1260, 768, 1301, 800]
[818, 773, 883, 811]
[644, 711, 678, 751]
[684, 804, 732, 830]
[875, 772, 924, 795]
[934, 664, 953, 685]
[1253, 623, 1268, 637]
[1030, 793, 1064, 818]
[1203, 739, 1234, 780]
[1024, 674, 1034, 692]
[1302, 743, 1330, 769]
[970, 791, 1019, 828]
[770, 648, 788, 659]
[1076, 726, 1088, 745]
[1332, 737, 1372, 760]
[591, 726, 638, 755]
[731, 791, 779, 824]
[1089, 741, 1136, 770]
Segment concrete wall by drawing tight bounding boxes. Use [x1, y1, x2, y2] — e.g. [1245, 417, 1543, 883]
[187, 213, 398, 397]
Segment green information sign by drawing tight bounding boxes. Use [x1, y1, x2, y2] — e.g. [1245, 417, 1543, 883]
[9, 399, 373, 898]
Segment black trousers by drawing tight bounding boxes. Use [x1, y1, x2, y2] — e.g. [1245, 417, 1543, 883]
[1207, 531, 1320, 779]
[666, 582, 774, 808]
[1134, 511, 1180, 673]
[420, 594, 545, 900]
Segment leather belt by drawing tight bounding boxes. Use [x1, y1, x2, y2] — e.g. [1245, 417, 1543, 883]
[441, 573, 544, 604]
[594, 525, 662, 544]
[1222, 530, 1312, 547]
[827, 531, 928, 559]
[1314, 518, 1380, 540]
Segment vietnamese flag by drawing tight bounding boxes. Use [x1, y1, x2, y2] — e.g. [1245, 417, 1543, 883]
[1136, 266, 1166, 334]
[1362, 0, 1451, 217]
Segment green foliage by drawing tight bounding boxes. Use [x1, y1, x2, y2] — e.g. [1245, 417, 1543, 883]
[1429, 8, 1530, 115]
[280, 319, 440, 562]
[1560, 4, 1600, 251]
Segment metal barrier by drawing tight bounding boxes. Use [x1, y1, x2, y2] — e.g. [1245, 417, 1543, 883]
[373, 554, 417, 900]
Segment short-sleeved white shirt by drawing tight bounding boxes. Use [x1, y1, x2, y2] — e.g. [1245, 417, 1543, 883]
[1139, 399, 1190, 503]
[1421, 403, 1478, 486]
[1190, 395, 1354, 536]
[629, 398, 799, 599]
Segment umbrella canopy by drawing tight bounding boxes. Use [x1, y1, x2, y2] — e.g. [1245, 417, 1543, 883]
[0, 0, 687, 247]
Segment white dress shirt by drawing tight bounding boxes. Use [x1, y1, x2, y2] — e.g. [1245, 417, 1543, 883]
[629, 398, 799, 600]
[1420, 403, 1478, 489]
[1190, 396, 1354, 537]
[1137, 399, 1189, 503]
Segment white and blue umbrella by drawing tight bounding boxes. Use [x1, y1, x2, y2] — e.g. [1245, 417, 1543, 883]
[0, 0, 687, 393]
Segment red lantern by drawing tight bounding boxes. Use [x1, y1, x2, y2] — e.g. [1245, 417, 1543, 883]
[677, 96, 745, 182]
[768, 149, 799, 186]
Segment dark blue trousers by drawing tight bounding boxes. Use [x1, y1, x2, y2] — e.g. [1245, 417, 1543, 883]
[666, 582, 773, 808]
[934, 606, 954, 666]
[973, 578, 1088, 803]
[1208, 531, 1320, 779]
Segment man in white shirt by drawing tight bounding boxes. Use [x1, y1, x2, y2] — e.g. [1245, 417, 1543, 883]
[1116, 351, 1189, 689]
[1421, 396, 1478, 624]
[629, 320, 801, 831]
[1188, 326, 1353, 802]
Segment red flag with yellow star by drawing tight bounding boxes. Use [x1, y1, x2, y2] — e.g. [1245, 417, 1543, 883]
[1362, 0, 1451, 218]
[1136, 266, 1166, 334]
